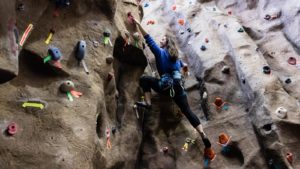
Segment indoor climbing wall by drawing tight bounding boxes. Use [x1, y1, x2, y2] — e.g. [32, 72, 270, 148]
[0, 0, 299, 169]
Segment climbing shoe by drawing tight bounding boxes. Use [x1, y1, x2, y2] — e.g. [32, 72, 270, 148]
[135, 101, 151, 109]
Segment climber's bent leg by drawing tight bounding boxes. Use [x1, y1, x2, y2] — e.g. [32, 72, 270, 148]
[137, 76, 160, 109]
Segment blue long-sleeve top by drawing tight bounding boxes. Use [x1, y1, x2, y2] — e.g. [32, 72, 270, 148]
[144, 34, 183, 76]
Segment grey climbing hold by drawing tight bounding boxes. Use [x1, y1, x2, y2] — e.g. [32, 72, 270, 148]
[275, 107, 287, 119]
[60, 80, 75, 93]
[200, 45, 207, 51]
[106, 56, 114, 64]
[285, 78, 291, 84]
[222, 66, 230, 74]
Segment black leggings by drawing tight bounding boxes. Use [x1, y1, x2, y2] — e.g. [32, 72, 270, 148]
[139, 76, 201, 128]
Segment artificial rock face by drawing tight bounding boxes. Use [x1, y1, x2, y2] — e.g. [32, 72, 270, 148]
[0, 0, 300, 169]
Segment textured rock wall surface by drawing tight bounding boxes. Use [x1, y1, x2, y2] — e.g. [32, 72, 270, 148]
[0, 0, 299, 169]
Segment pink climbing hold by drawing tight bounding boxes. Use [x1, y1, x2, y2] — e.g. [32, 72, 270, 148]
[205, 38, 209, 43]
[127, 12, 134, 24]
[172, 5, 176, 11]
[7, 122, 18, 136]
[288, 57, 296, 65]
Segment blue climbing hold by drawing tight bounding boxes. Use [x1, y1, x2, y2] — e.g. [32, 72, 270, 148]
[144, 3, 149, 7]
[48, 47, 62, 61]
[201, 45, 207, 51]
[75, 40, 86, 62]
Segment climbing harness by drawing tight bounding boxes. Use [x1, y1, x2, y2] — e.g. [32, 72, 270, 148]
[19, 23, 33, 47]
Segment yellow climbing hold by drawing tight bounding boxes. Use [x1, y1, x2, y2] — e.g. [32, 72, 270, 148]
[22, 102, 44, 109]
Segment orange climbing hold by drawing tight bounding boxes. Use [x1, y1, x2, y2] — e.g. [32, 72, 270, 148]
[218, 133, 230, 145]
[204, 147, 216, 161]
[178, 19, 185, 26]
[147, 20, 155, 25]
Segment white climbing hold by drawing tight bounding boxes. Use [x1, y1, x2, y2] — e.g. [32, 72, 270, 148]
[275, 107, 287, 119]
[203, 91, 208, 99]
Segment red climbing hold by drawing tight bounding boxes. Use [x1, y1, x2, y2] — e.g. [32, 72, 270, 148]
[127, 12, 134, 24]
[107, 72, 114, 81]
[172, 5, 176, 11]
[288, 57, 296, 65]
[205, 38, 209, 43]
[286, 153, 293, 164]
[214, 97, 225, 110]
[7, 122, 18, 136]
[178, 19, 185, 26]
[147, 20, 155, 25]
[228, 11, 232, 15]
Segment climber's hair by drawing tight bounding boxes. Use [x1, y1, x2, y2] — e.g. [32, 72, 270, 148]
[165, 34, 179, 62]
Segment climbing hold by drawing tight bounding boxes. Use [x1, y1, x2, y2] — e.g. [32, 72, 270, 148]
[55, 0, 70, 8]
[228, 11, 232, 15]
[178, 19, 185, 26]
[187, 28, 192, 33]
[285, 78, 291, 84]
[107, 72, 114, 82]
[263, 66, 271, 74]
[133, 32, 140, 47]
[264, 14, 271, 20]
[205, 38, 209, 43]
[162, 146, 169, 153]
[75, 40, 89, 74]
[219, 133, 230, 145]
[127, 12, 134, 24]
[45, 29, 55, 45]
[103, 29, 112, 47]
[19, 23, 33, 47]
[179, 30, 185, 35]
[214, 97, 225, 110]
[111, 126, 117, 135]
[275, 107, 287, 119]
[221, 66, 230, 74]
[144, 3, 149, 7]
[17, 3, 25, 11]
[75, 40, 86, 62]
[44, 47, 62, 68]
[146, 20, 155, 25]
[200, 45, 207, 51]
[106, 128, 112, 149]
[222, 103, 229, 111]
[60, 81, 82, 101]
[7, 122, 18, 136]
[22, 102, 45, 109]
[238, 28, 244, 33]
[172, 5, 176, 11]
[106, 56, 114, 64]
[287, 57, 296, 65]
[286, 153, 293, 164]
[204, 147, 216, 161]
[60, 80, 75, 93]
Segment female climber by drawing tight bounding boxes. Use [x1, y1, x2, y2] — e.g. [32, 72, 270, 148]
[134, 19, 215, 161]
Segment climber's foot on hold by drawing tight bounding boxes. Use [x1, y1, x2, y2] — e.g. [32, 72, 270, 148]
[135, 101, 151, 109]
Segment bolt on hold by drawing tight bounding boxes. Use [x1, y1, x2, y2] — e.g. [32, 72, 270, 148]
[7, 122, 18, 136]
[263, 65, 271, 74]
[287, 57, 296, 65]
[59, 80, 82, 101]
[200, 45, 207, 51]
[103, 28, 113, 47]
[44, 47, 63, 69]
[75, 40, 89, 74]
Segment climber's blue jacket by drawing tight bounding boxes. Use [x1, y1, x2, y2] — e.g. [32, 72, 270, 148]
[144, 34, 183, 76]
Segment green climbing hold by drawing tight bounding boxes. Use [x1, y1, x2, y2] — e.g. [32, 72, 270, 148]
[238, 28, 244, 33]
